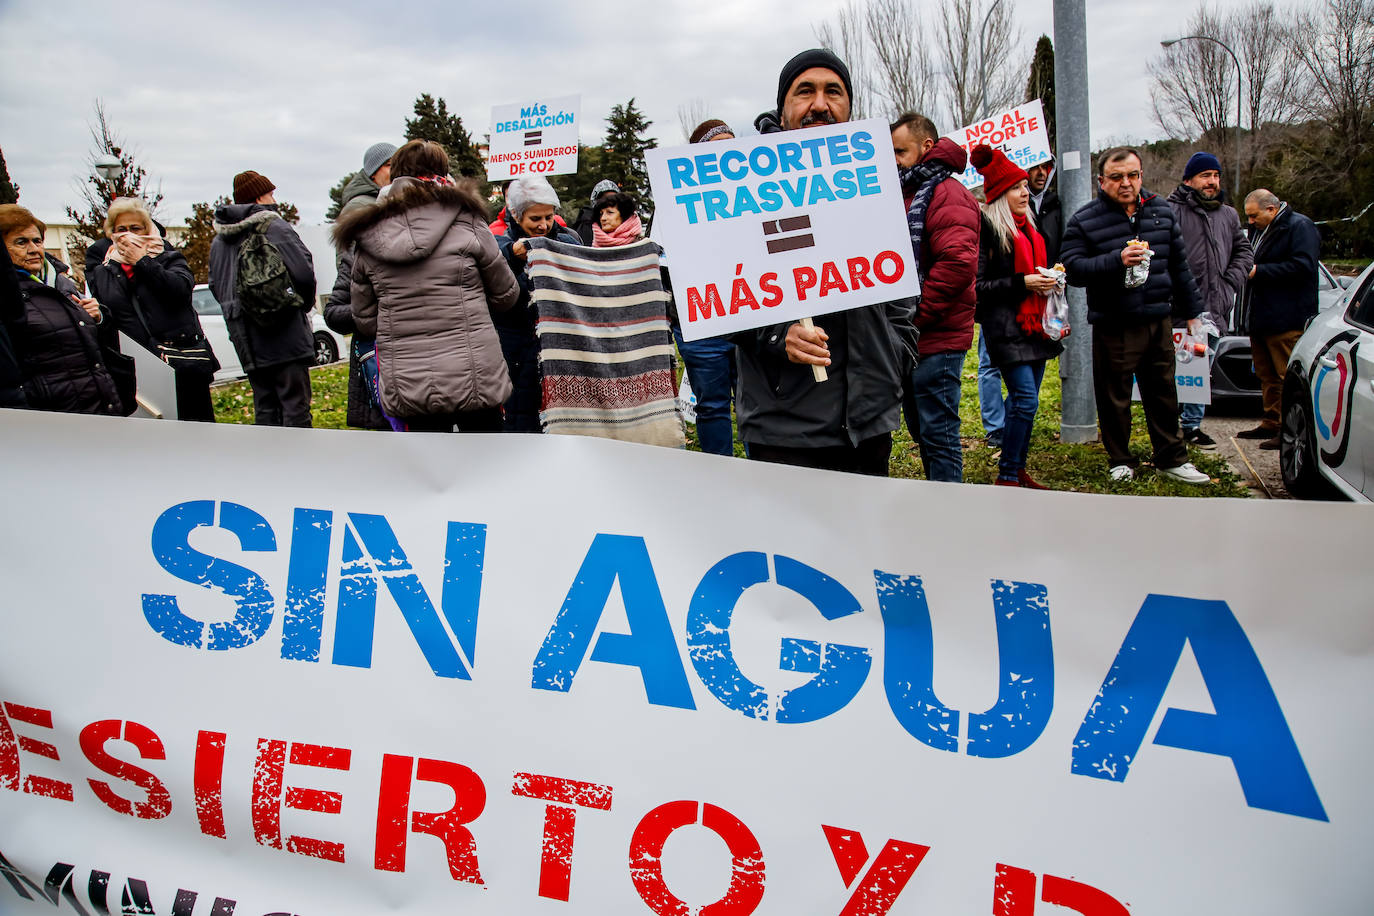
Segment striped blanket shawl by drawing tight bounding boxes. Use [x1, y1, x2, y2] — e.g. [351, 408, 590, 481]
[526, 238, 685, 448]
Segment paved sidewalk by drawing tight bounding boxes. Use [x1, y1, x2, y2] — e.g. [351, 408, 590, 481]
[1199, 414, 1288, 499]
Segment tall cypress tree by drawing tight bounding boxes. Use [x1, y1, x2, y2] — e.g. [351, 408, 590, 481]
[1025, 36, 1057, 154]
[601, 99, 657, 219]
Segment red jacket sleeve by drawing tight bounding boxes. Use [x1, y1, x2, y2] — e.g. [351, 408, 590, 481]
[915, 179, 980, 330]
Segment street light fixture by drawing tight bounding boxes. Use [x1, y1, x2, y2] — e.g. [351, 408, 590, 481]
[1160, 36, 1242, 202]
[93, 151, 123, 183]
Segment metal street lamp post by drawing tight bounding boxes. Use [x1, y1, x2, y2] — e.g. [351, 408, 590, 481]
[976, 0, 1006, 121]
[1160, 36, 1243, 202]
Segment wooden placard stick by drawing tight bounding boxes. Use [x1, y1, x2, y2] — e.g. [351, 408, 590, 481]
[800, 316, 828, 382]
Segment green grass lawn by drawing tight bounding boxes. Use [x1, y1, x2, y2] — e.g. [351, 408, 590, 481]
[216, 348, 1248, 498]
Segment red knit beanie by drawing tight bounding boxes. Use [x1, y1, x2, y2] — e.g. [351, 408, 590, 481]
[970, 145, 1028, 202]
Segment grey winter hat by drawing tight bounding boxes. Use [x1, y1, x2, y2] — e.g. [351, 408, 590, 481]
[362, 142, 398, 179]
[507, 176, 561, 220]
[590, 179, 620, 203]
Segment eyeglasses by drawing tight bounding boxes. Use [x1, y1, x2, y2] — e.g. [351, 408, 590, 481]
[1103, 171, 1142, 183]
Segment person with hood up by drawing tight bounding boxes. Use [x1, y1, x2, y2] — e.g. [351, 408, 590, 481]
[496, 175, 582, 432]
[889, 112, 981, 482]
[333, 139, 519, 433]
[208, 170, 317, 426]
[971, 145, 1064, 489]
[325, 141, 397, 430]
[88, 197, 219, 421]
[1, 204, 125, 415]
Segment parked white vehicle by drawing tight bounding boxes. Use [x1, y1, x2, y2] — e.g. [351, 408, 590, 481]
[191, 285, 345, 383]
[1280, 261, 1374, 501]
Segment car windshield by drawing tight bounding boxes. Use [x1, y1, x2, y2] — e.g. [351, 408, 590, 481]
[191, 288, 222, 316]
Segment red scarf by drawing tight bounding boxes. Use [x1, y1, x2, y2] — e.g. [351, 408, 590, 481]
[593, 213, 644, 248]
[1013, 213, 1049, 337]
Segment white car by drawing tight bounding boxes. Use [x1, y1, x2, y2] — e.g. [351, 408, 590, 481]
[1280, 261, 1374, 501]
[191, 285, 346, 383]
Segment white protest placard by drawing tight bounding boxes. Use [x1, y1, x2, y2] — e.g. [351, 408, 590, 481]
[2, 410, 1371, 915]
[120, 331, 178, 419]
[646, 119, 920, 342]
[1132, 330, 1212, 405]
[947, 100, 1053, 190]
[487, 95, 580, 181]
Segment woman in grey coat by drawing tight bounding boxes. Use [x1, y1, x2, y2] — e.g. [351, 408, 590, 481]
[333, 140, 519, 432]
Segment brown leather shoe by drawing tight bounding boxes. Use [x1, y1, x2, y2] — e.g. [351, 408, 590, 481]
[1237, 425, 1277, 439]
[1018, 470, 1049, 490]
[1259, 437, 1280, 450]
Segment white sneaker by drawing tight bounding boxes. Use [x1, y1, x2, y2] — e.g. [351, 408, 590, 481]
[1160, 462, 1210, 484]
[1109, 465, 1134, 481]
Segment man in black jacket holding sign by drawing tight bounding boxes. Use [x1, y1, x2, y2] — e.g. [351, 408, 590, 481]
[736, 49, 917, 476]
[1060, 147, 1210, 484]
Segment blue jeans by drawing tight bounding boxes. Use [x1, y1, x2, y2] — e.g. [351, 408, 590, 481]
[904, 350, 966, 482]
[977, 334, 1005, 440]
[998, 360, 1046, 482]
[673, 326, 737, 456]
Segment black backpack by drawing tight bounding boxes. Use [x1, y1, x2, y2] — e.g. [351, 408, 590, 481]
[234, 219, 304, 324]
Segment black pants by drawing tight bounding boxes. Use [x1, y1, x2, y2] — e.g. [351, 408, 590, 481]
[405, 408, 503, 433]
[246, 360, 312, 427]
[496, 326, 542, 432]
[746, 433, 892, 476]
[1091, 318, 1185, 469]
[174, 369, 216, 422]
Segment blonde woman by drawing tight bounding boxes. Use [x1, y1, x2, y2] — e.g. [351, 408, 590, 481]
[971, 145, 1063, 488]
[88, 198, 219, 420]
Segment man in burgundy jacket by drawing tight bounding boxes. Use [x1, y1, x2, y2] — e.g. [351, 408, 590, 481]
[890, 113, 981, 482]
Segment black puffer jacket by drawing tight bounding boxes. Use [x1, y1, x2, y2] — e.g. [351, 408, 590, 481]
[208, 204, 316, 372]
[975, 215, 1065, 368]
[0, 246, 28, 407]
[87, 247, 219, 373]
[1061, 188, 1203, 326]
[1032, 186, 1063, 265]
[12, 258, 123, 415]
[497, 221, 583, 334]
[1243, 205, 1321, 337]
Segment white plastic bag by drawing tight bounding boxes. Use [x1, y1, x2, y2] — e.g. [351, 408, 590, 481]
[1038, 266, 1070, 341]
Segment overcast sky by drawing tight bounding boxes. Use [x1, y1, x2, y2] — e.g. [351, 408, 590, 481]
[0, 0, 1247, 226]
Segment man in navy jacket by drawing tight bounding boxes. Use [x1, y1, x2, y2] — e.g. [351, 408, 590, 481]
[1238, 189, 1321, 448]
[1060, 147, 1209, 484]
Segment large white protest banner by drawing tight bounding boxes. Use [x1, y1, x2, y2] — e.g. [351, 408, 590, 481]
[947, 100, 1053, 191]
[645, 120, 920, 342]
[1, 410, 1370, 915]
[487, 95, 580, 181]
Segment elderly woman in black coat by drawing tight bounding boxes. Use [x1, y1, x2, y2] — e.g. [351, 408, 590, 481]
[1, 204, 126, 415]
[87, 197, 219, 420]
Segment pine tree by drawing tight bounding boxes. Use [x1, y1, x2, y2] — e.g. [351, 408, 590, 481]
[601, 99, 657, 219]
[64, 100, 164, 269]
[405, 93, 487, 187]
[0, 147, 18, 204]
[180, 197, 228, 284]
[325, 173, 353, 221]
[1025, 36, 1056, 155]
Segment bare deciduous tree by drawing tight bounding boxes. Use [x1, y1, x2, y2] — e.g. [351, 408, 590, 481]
[814, 1, 871, 120]
[934, 0, 1024, 128]
[1289, 0, 1374, 151]
[864, 0, 936, 120]
[1235, 3, 1307, 131]
[1147, 6, 1235, 142]
[677, 99, 711, 143]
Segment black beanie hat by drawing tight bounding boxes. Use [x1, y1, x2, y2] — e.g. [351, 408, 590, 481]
[776, 48, 853, 115]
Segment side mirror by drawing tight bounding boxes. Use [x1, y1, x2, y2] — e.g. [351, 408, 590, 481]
[1338, 276, 1354, 289]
